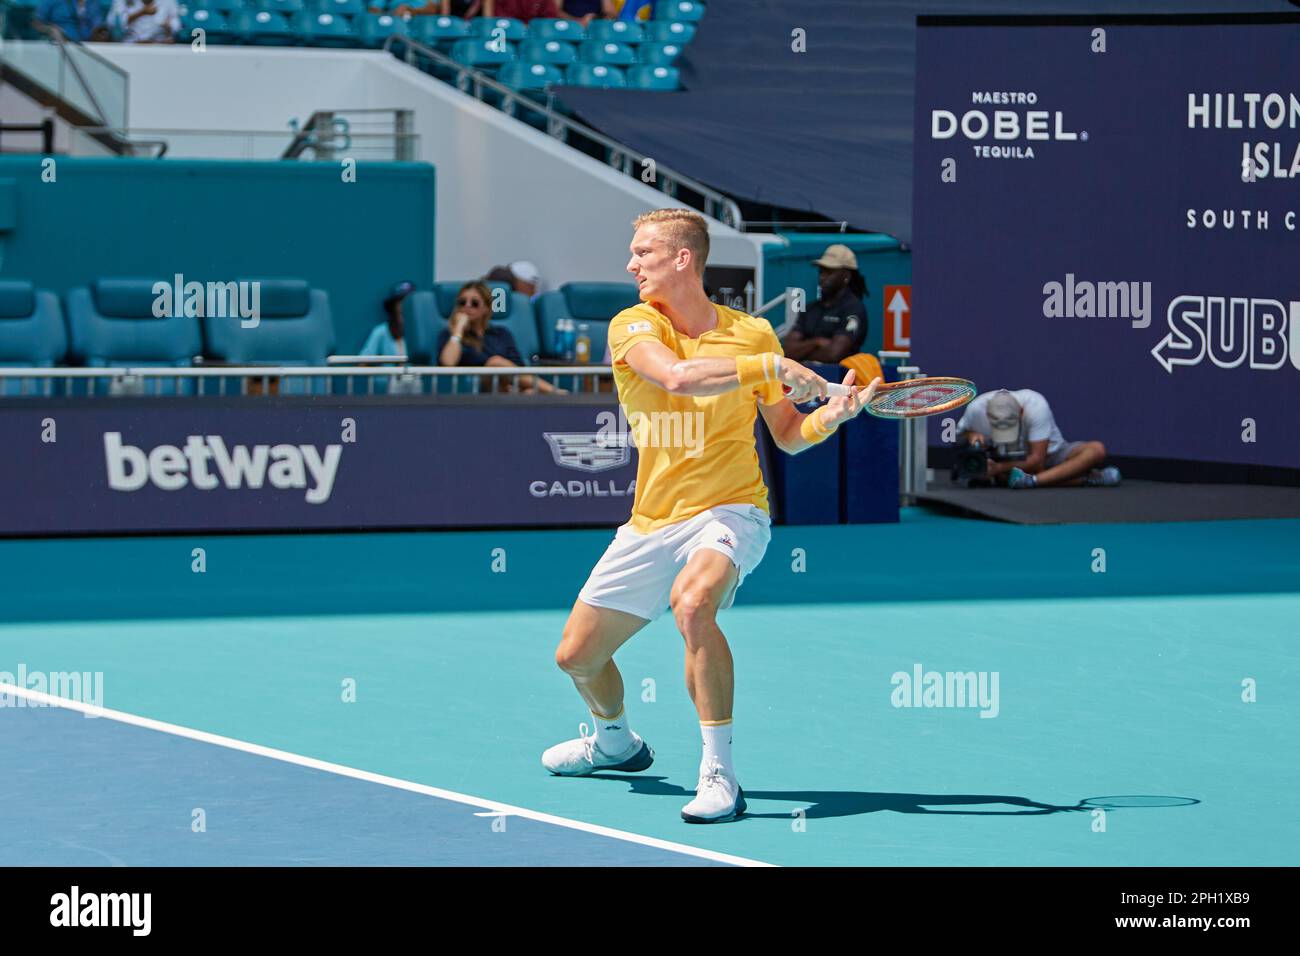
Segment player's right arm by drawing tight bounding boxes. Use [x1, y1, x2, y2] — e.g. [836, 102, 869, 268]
[623, 340, 830, 402]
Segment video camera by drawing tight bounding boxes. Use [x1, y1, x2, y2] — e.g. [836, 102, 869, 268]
[950, 435, 1027, 488]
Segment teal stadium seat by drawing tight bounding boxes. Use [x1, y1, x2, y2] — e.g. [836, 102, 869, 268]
[450, 37, 515, 72]
[526, 17, 583, 42]
[2, 0, 42, 40]
[259, 0, 304, 14]
[626, 64, 679, 90]
[518, 38, 577, 65]
[638, 41, 682, 64]
[188, 0, 245, 12]
[535, 282, 640, 361]
[294, 10, 358, 46]
[644, 20, 694, 44]
[0, 281, 66, 397]
[587, 19, 641, 45]
[410, 14, 471, 47]
[202, 279, 335, 395]
[565, 63, 626, 88]
[498, 61, 564, 92]
[356, 12, 406, 47]
[313, 0, 364, 15]
[65, 279, 204, 396]
[178, 8, 232, 44]
[655, 0, 704, 21]
[238, 9, 298, 44]
[470, 16, 526, 42]
[578, 40, 635, 65]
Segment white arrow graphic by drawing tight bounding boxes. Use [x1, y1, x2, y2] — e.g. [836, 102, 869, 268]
[887, 289, 911, 347]
[1150, 296, 1207, 374]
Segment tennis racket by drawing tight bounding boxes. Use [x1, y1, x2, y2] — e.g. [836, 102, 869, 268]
[1075, 795, 1200, 810]
[786, 376, 976, 419]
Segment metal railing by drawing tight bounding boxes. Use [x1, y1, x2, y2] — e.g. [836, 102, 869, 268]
[0, 364, 613, 397]
[282, 109, 418, 162]
[381, 34, 745, 229]
[895, 365, 928, 506]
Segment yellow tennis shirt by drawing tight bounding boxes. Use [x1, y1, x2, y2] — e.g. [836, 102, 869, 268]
[608, 301, 785, 533]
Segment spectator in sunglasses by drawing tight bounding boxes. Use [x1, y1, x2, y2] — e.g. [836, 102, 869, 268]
[436, 281, 564, 393]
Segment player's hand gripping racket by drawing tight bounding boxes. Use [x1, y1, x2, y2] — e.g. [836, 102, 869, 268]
[785, 377, 977, 419]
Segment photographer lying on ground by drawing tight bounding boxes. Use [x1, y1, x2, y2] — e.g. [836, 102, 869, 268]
[955, 389, 1121, 489]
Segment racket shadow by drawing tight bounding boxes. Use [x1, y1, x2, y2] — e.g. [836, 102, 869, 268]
[583, 776, 1198, 821]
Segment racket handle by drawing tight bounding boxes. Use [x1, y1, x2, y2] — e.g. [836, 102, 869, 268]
[782, 382, 854, 398]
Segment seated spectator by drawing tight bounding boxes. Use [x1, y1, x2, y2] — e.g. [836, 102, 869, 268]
[359, 280, 415, 358]
[957, 388, 1121, 489]
[377, 0, 483, 18]
[34, 0, 112, 41]
[484, 0, 590, 23]
[108, 0, 178, 43]
[559, 0, 613, 24]
[613, 0, 651, 21]
[781, 243, 869, 364]
[483, 261, 543, 299]
[437, 281, 564, 393]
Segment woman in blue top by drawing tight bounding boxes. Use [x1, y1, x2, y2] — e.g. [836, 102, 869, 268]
[360, 280, 414, 358]
[436, 281, 563, 393]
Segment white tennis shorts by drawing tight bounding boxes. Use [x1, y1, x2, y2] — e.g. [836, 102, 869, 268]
[578, 504, 772, 622]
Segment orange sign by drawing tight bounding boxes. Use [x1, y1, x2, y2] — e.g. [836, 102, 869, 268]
[883, 285, 911, 351]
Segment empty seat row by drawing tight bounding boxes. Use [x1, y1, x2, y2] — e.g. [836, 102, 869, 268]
[499, 61, 677, 91]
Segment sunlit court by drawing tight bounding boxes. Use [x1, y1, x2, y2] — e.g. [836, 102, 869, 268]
[0, 0, 1297, 901]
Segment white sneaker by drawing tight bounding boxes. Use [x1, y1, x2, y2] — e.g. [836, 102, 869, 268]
[681, 757, 747, 824]
[541, 723, 655, 777]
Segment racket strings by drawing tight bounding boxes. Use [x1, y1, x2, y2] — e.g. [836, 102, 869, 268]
[870, 382, 975, 416]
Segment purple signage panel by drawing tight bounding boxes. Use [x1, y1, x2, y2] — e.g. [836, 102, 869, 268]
[913, 17, 1300, 469]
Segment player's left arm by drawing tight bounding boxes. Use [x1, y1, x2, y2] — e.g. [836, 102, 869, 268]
[759, 369, 881, 455]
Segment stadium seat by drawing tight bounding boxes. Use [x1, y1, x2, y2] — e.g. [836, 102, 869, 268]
[237, 9, 298, 44]
[0, 281, 66, 397]
[638, 41, 682, 65]
[517, 38, 577, 65]
[626, 64, 679, 90]
[643, 20, 694, 44]
[294, 10, 358, 46]
[534, 282, 639, 361]
[313, 0, 364, 16]
[177, 8, 232, 44]
[498, 62, 564, 92]
[259, 0, 305, 15]
[356, 12, 407, 48]
[449, 37, 515, 72]
[187, 0, 246, 12]
[578, 40, 636, 65]
[201, 279, 335, 394]
[470, 16, 527, 42]
[564, 63, 626, 88]
[526, 17, 583, 42]
[655, 0, 704, 20]
[587, 19, 642, 45]
[65, 279, 204, 396]
[409, 14, 471, 47]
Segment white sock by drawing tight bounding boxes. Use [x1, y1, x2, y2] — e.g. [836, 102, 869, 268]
[700, 721, 734, 778]
[591, 707, 633, 756]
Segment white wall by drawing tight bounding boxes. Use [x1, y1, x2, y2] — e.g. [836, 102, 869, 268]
[94, 44, 772, 289]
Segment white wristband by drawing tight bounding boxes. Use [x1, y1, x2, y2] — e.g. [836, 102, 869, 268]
[773, 355, 782, 379]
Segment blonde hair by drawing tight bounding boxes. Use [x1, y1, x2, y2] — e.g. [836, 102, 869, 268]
[631, 208, 710, 275]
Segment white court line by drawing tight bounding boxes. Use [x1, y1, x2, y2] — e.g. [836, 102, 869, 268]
[0, 683, 774, 868]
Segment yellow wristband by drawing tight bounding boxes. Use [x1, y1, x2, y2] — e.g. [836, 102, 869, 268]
[736, 352, 780, 387]
[800, 406, 837, 444]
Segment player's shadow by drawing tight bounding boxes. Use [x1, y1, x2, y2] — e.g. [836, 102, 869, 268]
[586, 774, 1089, 819]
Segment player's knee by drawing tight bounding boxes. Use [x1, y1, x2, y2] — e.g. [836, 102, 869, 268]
[671, 587, 719, 640]
[555, 630, 601, 678]
[1091, 440, 1107, 461]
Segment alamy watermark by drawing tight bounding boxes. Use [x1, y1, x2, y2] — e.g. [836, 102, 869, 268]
[152, 274, 262, 328]
[596, 407, 706, 459]
[891, 663, 1000, 718]
[0, 664, 104, 717]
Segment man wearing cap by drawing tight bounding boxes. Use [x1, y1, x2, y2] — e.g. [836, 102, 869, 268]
[781, 243, 869, 364]
[957, 388, 1121, 489]
[509, 261, 543, 299]
[360, 280, 416, 357]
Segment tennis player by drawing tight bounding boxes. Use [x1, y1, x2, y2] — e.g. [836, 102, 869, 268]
[542, 209, 879, 823]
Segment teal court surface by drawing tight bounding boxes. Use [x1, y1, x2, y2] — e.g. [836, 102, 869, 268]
[0, 509, 1296, 867]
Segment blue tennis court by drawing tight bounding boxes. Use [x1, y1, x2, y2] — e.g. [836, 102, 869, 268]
[2, 510, 1296, 867]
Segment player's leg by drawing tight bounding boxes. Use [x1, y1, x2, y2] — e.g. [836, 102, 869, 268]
[669, 549, 739, 724]
[1033, 440, 1108, 487]
[554, 599, 647, 723]
[543, 601, 656, 775]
